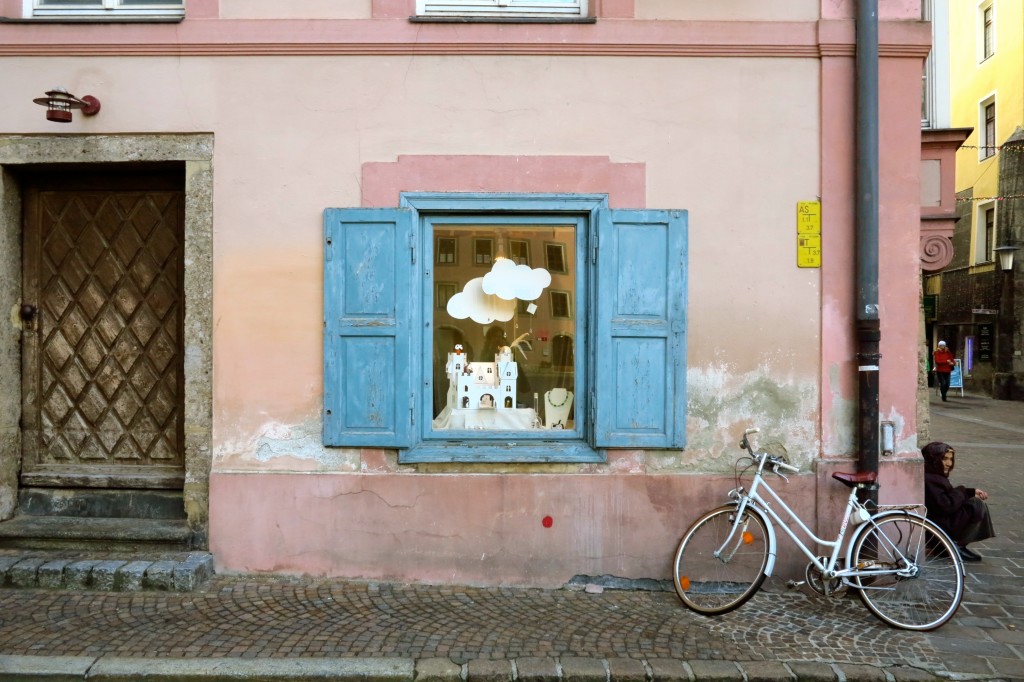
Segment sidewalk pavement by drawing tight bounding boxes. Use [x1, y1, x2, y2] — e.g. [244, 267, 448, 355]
[1, 393, 1022, 682]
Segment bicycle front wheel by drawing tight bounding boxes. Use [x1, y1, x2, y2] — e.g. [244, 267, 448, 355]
[673, 505, 770, 615]
[851, 514, 964, 631]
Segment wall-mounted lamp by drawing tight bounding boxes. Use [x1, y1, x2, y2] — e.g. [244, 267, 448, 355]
[32, 87, 101, 123]
[994, 243, 1019, 272]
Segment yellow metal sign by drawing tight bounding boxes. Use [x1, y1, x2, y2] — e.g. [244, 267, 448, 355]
[797, 201, 821, 268]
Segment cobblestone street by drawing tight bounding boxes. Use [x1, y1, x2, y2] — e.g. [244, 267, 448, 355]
[1, 393, 1021, 681]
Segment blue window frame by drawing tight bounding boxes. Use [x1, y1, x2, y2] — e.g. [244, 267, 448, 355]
[324, 194, 688, 463]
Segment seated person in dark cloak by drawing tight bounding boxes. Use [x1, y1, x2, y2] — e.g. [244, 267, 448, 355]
[921, 441, 995, 563]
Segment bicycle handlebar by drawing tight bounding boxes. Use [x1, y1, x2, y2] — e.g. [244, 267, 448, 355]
[772, 458, 799, 474]
[750, 450, 799, 474]
[740, 427, 799, 474]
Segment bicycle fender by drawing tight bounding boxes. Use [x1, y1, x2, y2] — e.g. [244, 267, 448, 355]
[727, 502, 778, 577]
[756, 507, 778, 577]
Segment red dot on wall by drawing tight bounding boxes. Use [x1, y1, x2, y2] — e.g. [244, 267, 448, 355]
[542, 516, 554, 528]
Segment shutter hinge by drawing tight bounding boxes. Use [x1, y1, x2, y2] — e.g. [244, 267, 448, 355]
[589, 389, 595, 435]
[410, 235, 416, 264]
[591, 243, 598, 264]
[410, 392, 415, 426]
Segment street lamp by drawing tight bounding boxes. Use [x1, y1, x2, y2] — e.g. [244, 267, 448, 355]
[993, 242, 1019, 399]
[994, 243, 1018, 272]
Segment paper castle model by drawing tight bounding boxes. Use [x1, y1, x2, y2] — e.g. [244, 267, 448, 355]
[445, 344, 518, 410]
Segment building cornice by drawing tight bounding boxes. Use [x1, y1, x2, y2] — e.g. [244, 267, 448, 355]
[0, 18, 932, 58]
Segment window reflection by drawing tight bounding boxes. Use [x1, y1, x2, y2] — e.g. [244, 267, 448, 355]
[431, 224, 575, 432]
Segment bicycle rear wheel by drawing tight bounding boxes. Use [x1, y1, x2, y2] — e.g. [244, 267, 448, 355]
[851, 514, 964, 631]
[673, 505, 770, 615]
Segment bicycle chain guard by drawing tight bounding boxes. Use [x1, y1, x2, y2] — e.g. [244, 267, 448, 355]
[804, 558, 848, 597]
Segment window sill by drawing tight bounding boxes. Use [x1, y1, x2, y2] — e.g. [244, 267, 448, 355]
[400, 442, 604, 464]
[410, 16, 596, 24]
[2, 16, 183, 23]
[968, 261, 997, 274]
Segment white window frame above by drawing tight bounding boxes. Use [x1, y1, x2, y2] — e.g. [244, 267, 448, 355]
[26, 0, 184, 19]
[416, 0, 587, 19]
[921, 0, 951, 129]
[978, 0, 995, 62]
[980, 94, 997, 160]
[975, 202, 996, 264]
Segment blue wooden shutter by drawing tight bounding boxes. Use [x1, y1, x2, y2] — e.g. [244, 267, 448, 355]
[593, 209, 687, 448]
[323, 208, 415, 447]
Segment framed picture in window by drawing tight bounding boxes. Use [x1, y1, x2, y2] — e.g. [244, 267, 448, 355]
[436, 237, 457, 265]
[510, 239, 530, 266]
[545, 242, 566, 273]
[551, 334, 574, 367]
[550, 290, 572, 318]
[474, 238, 493, 266]
[436, 282, 458, 309]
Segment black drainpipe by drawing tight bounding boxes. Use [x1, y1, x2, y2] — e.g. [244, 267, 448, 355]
[856, 0, 880, 507]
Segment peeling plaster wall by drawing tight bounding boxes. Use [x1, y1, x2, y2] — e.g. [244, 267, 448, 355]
[685, 365, 819, 471]
[154, 54, 818, 469]
[0, 13, 929, 583]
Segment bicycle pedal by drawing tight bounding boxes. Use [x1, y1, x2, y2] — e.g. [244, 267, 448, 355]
[786, 580, 805, 589]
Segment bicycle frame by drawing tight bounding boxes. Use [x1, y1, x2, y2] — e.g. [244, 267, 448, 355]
[723, 450, 920, 584]
[732, 466, 859, 579]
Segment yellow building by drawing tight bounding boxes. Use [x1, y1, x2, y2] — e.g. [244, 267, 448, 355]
[930, 0, 1024, 398]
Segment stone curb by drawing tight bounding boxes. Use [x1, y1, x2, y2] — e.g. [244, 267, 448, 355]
[0, 552, 214, 592]
[0, 656, 993, 682]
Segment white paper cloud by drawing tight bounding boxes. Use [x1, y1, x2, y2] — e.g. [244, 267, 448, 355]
[482, 259, 552, 301]
[446, 277, 516, 324]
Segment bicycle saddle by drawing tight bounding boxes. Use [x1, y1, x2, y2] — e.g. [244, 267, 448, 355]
[831, 471, 878, 487]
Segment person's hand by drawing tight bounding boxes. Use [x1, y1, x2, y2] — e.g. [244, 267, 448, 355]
[975, 489, 989, 501]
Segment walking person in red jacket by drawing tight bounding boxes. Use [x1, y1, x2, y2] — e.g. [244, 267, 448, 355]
[932, 340, 956, 402]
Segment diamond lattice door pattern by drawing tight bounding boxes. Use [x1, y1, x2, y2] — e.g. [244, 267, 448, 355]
[22, 177, 185, 488]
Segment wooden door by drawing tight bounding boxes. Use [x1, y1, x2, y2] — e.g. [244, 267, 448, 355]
[21, 167, 186, 489]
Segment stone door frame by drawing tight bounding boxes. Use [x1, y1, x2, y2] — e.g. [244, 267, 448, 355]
[0, 134, 213, 546]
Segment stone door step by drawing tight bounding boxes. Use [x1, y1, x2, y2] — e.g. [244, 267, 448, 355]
[0, 549, 214, 591]
[0, 515, 194, 551]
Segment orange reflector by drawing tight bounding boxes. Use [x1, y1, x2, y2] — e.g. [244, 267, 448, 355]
[742, 531, 754, 544]
[679, 576, 690, 590]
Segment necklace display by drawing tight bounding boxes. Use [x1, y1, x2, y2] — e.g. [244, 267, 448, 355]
[547, 389, 570, 407]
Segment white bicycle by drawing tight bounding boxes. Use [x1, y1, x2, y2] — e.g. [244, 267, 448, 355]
[672, 428, 965, 631]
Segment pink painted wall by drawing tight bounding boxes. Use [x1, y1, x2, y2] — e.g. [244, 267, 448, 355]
[0, 8, 932, 585]
[361, 156, 645, 209]
[210, 471, 819, 586]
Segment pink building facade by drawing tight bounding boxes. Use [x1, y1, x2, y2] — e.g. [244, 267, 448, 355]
[0, 0, 940, 587]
